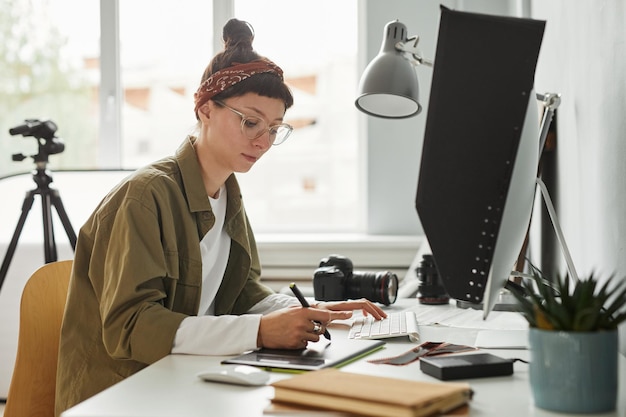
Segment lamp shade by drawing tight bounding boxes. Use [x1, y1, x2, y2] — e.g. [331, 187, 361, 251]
[355, 20, 421, 119]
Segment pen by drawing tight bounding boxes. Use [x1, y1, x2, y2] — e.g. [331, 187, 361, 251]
[289, 283, 331, 340]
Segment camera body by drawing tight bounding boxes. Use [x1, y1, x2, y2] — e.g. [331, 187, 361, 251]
[9, 119, 65, 163]
[312, 254, 398, 305]
[416, 254, 450, 305]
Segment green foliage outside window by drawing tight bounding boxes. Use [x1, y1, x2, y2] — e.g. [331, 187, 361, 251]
[0, 0, 96, 178]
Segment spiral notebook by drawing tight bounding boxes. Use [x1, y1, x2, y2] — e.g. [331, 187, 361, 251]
[222, 337, 385, 372]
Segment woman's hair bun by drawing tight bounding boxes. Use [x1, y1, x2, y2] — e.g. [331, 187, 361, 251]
[223, 18, 254, 51]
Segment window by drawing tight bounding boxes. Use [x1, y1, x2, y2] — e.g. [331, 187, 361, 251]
[0, 0, 362, 234]
[233, 0, 360, 232]
[118, 1, 214, 168]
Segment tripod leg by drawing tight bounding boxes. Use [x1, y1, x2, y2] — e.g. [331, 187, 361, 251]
[0, 191, 37, 292]
[50, 189, 77, 250]
[41, 191, 58, 263]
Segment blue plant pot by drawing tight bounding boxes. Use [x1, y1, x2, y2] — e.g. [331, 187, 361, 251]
[529, 328, 618, 413]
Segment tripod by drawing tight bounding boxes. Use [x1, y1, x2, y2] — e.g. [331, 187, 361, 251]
[0, 162, 76, 292]
[0, 119, 76, 293]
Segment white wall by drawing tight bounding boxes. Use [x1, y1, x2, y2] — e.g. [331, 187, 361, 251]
[531, 0, 626, 353]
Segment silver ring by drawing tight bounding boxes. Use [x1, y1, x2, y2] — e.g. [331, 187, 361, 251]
[312, 322, 322, 334]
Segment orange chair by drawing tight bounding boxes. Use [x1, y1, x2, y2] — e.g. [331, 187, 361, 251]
[4, 260, 73, 417]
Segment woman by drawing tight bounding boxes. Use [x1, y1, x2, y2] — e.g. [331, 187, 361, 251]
[55, 18, 385, 415]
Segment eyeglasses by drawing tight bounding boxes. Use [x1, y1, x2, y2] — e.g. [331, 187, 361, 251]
[214, 100, 293, 146]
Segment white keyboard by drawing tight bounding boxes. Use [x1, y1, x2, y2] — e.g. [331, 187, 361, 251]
[348, 311, 420, 342]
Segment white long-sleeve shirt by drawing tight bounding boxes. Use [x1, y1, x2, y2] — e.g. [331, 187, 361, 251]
[171, 186, 299, 355]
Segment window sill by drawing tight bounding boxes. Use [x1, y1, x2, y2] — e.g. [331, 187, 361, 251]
[256, 233, 424, 287]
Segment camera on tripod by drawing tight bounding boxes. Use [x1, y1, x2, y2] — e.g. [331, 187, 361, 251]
[312, 254, 398, 305]
[10, 119, 65, 163]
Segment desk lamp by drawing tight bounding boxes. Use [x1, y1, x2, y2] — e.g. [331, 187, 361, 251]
[355, 20, 432, 119]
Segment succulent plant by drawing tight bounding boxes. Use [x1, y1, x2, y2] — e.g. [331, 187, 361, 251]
[512, 265, 626, 331]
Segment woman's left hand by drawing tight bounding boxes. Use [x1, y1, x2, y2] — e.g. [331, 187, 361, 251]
[314, 299, 387, 321]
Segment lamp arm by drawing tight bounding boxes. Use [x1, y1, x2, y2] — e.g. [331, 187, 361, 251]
[395, 36, 434, 67]
[536, 92, 561, 111]
[536, 92, 561, 154]
[536, 177, 580, 284]
[531, 92, 577, 283]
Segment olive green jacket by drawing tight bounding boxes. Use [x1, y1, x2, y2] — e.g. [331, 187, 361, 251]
[55, 137, 273, 416]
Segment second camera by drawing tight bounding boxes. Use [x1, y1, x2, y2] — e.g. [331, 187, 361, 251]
[312, 254, 398, 305]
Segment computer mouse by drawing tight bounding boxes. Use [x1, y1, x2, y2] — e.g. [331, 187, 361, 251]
[196, 364, 270, 386]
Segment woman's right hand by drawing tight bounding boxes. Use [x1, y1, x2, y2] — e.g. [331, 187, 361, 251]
[257, 306, 352, 349]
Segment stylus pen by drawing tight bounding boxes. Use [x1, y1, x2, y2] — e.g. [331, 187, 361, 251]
[289, 283, 331, 340]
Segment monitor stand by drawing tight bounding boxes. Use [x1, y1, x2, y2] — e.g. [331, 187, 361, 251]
[455, 286, 521, 312]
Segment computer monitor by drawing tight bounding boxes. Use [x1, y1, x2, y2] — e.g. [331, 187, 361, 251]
[415, 7, 546, 318]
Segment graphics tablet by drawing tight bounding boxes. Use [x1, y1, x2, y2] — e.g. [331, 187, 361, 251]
[222, 338, 385, 372]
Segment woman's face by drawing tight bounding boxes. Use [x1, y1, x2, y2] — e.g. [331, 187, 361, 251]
[198, 92, 286, 174]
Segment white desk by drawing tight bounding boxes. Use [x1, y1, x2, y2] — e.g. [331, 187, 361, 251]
[61, 299, 626, 417]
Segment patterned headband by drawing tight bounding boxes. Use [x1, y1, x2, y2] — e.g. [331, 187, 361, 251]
[193, 58, 284, 116]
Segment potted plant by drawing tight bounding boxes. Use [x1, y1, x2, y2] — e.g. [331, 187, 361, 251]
[512, 267, 626, 413]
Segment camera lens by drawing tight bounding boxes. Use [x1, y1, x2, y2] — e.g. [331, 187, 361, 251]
[346, 271, 398, 306]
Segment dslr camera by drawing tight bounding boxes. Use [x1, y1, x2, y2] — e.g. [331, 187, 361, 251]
[312, 254, 398, 305]
[9, 119, 65, 163]
[416, 254, 450, 305]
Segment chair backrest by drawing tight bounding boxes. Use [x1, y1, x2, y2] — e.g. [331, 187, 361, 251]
[4, 260, 73, 417]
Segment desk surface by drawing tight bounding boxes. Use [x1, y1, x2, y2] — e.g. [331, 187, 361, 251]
[61, 299, 626, 417]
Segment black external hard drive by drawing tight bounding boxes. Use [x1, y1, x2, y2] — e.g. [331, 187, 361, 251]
[420, 353, 514, 380]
